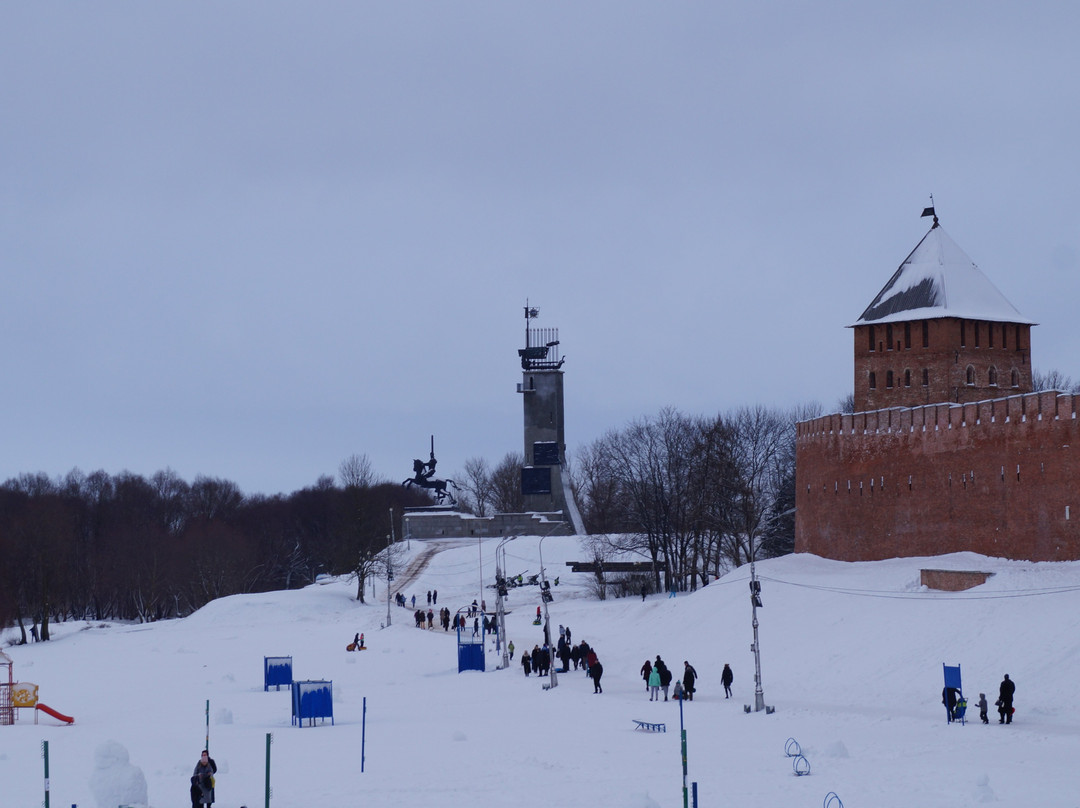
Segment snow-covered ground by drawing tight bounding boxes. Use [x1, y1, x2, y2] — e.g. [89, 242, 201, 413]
[3, 535, 1078, 808]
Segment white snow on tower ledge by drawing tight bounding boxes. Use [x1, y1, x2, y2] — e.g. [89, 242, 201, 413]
[851, 224, 1037, 327]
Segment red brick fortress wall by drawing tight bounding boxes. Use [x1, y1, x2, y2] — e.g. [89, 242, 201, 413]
[795, 391, 1080, 562]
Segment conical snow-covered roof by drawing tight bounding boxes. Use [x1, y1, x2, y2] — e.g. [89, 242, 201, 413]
[851, 223, 1035, 326]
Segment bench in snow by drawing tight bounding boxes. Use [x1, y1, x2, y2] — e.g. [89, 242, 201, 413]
[633, 720, 666, 733]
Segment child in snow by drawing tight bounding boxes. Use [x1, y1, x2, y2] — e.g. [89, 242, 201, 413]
[976, 693, 989, 724]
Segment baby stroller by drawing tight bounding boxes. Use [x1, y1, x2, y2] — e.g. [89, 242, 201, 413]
[952, 694, 968, 724]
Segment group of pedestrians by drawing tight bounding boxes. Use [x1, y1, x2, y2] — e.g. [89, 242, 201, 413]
[520, 634, 604, 693]
[396, 590, 439, 608]
[521, 644, 552, 677]
[944, 674, 1016, 725]
[641, 657, 714, 701]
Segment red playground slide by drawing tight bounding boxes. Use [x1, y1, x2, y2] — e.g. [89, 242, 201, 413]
[35, 703, 75, 724]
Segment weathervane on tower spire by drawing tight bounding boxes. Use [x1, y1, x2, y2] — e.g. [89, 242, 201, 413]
[921, 195, 939, 228]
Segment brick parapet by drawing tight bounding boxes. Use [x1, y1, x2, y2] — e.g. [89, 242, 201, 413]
[795, 391, 1080, 562]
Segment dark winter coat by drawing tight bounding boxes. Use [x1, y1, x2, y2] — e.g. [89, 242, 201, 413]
[998, 676, 1015, 708]
[683, 664, 698, 693]
[656, 661, 672, 688]
[721, 665, 733, 689]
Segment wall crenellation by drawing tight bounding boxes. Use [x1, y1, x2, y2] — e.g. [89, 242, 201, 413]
[798, 391, 1078, 442]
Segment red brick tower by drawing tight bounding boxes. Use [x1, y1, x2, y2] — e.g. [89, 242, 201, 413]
[850, 214, 1035, 410]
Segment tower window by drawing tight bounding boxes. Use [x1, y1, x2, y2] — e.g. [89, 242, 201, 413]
[975, 322, 980, 348]
[869, 372, 877, 389]
[961, 322, 966, 347]
[904, 369, 911, 387]
[1002, 324, 1007, 349]
[904, 322, 911, 349]
[988, 325, 994, 348]
[868, 325, 876, 352]
[1011, 368, 1020, 387]
[886, 324, 894, 350]
[922, 368, 929, 386]
[922, 321, 929, 348]
[989, 367, 998, 386]
[966, 366, 976, 386]
[886, 370, 894, 388]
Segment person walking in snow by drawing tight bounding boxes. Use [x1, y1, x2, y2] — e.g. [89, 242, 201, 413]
[191, 749, 217, 806]
[508, 640, 515, 660]
[721, 663, 734, 699]
[673, 680, 684, 701]
[682, 661, 698, 701]
[589, 658, 604, 693]
[656, 657, 672, 701]
[522, 651, 532, 676]
[997, 674, 1015, 724]
[640, 659, 653, 691]
[578, 640, 591, 675]
[976, 693, 989, 724]
[648, 664, 661, 701]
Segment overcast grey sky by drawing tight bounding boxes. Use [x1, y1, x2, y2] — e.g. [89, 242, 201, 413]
[3, 3, 1078, 495]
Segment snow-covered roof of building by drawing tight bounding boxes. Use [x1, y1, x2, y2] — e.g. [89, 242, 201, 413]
[851, 222, 1036, 327]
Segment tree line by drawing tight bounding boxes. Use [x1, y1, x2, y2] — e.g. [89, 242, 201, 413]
[0, 459, 431, 641]
[453, 404, 816, 597]
[3, 402, 813, 640]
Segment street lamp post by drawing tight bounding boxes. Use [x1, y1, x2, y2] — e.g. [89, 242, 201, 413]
[538, 534, 558, 689]
[495, 535, 517, 669]
[386, 508, 395, 628]
[749, 532, 765, 712]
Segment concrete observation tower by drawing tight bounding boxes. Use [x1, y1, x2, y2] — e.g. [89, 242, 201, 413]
[517, 304, 585, 534]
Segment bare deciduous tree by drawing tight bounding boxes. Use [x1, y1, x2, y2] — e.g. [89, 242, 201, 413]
[490, 452, 525, 514]
[1032, 368, 1080, 393]
[457, 456, 495, 516]
[339, 453, 379, 489]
